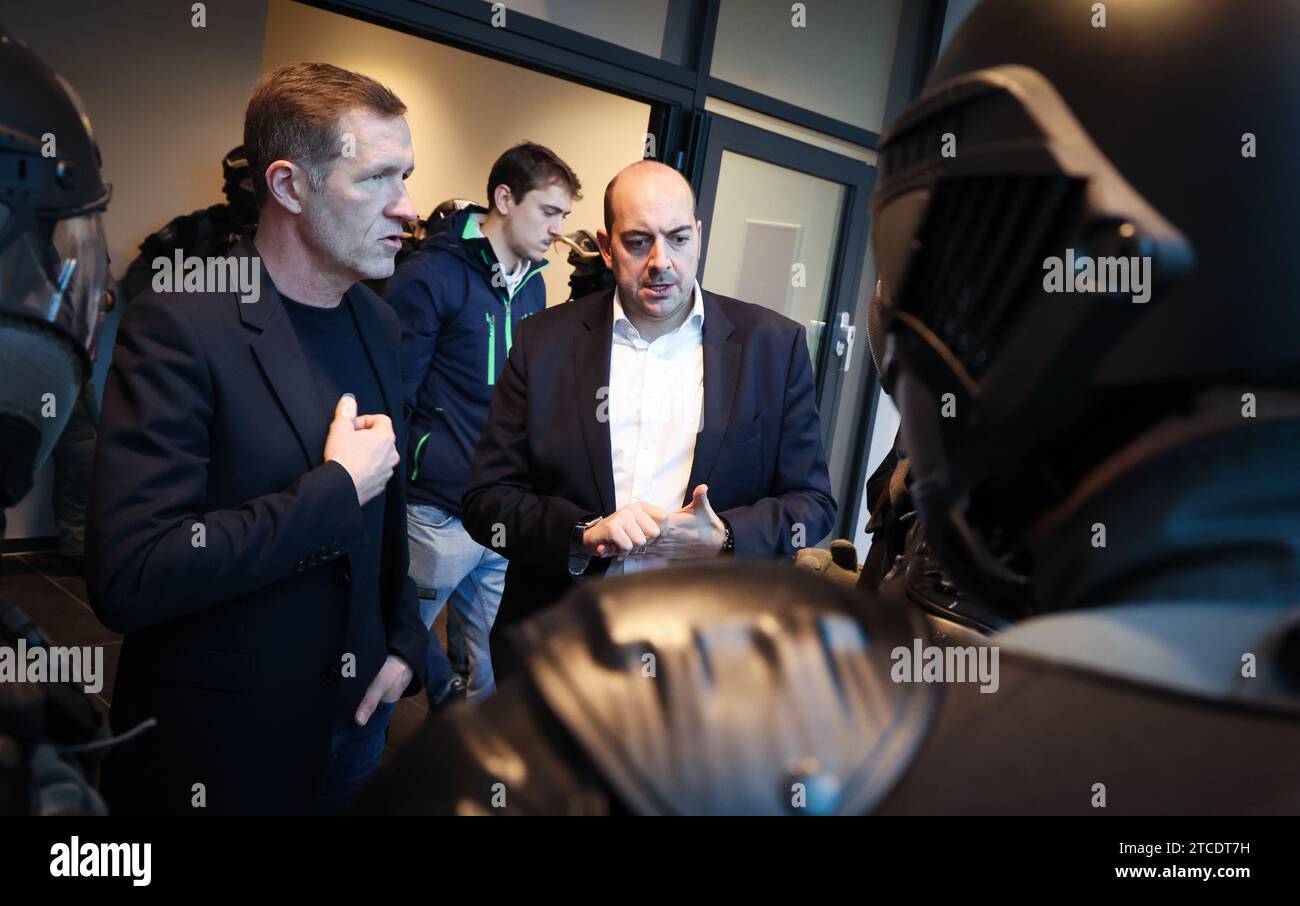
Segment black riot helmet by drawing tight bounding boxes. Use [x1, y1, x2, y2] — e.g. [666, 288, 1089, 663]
[430, 197, 474, 223]
[220, 145, 257, 226]
[0, 31, 111, 507]
[555, 229, 614, 301]
[868, 0, 1299, 607]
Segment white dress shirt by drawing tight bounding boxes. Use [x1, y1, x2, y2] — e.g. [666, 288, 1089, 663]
[605, 282, 706, 576]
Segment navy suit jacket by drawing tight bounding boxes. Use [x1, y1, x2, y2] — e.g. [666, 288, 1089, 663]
[461, 288, 836, 657]
[86, 239, 428, 815]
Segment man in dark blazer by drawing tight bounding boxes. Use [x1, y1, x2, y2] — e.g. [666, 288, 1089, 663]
[462, 160, 836, 671]
[87, 63, 428, 814]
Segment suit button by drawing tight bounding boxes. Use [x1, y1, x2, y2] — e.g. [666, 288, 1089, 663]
[329, 541, 342, 556]
[321, 666, 341, 683]
[295, 558, 306, 572]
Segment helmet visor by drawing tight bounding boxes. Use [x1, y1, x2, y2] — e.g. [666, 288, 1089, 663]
[0, 209, 108, 356]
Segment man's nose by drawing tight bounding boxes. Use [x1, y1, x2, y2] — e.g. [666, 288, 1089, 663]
[648, 237, 672, 273]
[390, 183, 419, 223]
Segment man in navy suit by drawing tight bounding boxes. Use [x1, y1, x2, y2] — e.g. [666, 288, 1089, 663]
[87, 63, 428, 814]
[462, 160, 836, 672]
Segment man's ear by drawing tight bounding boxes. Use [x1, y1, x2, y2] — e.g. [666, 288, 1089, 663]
[595, 228, 614, 269]
[492, 183, 514, 216]
[265, 160, 306, 215]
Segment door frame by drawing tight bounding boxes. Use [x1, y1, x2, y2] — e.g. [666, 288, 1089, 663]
[693, 114, 875, 454]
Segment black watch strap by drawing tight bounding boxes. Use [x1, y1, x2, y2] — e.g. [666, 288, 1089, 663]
[573, 515, 601, 547]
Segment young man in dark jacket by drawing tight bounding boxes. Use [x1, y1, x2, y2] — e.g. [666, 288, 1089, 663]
[385, 143, 580, 701]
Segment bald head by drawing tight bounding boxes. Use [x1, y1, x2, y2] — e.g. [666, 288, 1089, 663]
[596, 159, 703, 341]
[603, 159, 697, 235]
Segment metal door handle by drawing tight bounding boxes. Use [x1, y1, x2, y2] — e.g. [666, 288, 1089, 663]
[835, 312, 856, 373]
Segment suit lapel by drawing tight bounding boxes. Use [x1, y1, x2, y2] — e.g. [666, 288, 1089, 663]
[346, 286, 400, 428]
[237, 239, 329, 469]
[683, 292, 740, 503]
[573, 292, 616, 515]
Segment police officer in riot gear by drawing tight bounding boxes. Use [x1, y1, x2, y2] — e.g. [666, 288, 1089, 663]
[0, 31, 111, 539]
[0, 29, 113, 815]
[120, 144, 257, 303]
[360, 0, 1300, 815]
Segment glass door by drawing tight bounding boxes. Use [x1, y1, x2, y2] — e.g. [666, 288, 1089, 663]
[695, 115, 875, 453]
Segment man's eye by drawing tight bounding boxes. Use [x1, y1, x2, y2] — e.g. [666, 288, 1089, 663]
[672, 235, 689, 244]
[628, 240, 647, 250]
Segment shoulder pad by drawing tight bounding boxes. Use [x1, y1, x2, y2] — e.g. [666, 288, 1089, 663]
[511, 562, 937, 815]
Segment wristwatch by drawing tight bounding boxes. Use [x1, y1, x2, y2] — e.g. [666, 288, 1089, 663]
[573, 515, 602, 548]
[569, 515, 603, 577]
[719, 518, 735, 556]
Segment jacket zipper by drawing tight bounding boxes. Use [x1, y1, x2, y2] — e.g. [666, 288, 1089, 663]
[410, 432, 430, 481]
[503, 296, 512, 356]
[409, 407, 444, 482]
[479, 250, 547, 384]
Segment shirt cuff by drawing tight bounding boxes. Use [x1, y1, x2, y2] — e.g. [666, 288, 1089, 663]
[568, 544, 593, 576]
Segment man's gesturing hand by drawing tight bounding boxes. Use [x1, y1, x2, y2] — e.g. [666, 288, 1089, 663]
[355, 655, 413, 726]
[583, 500, 667, 558]
[324, 393, 400, 506]
[624, 484, 726, 560]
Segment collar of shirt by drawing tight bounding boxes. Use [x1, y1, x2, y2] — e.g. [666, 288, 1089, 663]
[611, 281, 705, 348]
[500, 258, 529, 295]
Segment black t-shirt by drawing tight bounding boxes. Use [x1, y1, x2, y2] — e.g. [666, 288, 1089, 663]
[281, 295, 388, 723]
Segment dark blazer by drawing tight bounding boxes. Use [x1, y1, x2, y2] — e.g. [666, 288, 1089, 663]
[86, 238, 428, 815]
[461, 288, 836, 657]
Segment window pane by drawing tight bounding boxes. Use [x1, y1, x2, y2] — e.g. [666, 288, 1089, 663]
[488, 0, 697, 66]
[710, 0, 903, 133]
[703, 151, 846, 369]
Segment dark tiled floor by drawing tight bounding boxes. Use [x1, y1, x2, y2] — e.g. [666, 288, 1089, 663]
[1, 552, 118, 713]
[0, 551, 438, 762]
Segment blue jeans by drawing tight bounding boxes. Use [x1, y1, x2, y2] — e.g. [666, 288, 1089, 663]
[312, 699, 396, 816]
[406, 503, 507, 701]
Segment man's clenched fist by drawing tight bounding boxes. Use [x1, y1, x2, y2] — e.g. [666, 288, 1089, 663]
[324, 393, 400, 506]
[583, 500, 667, 558]
[624, 484, 726, 560]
